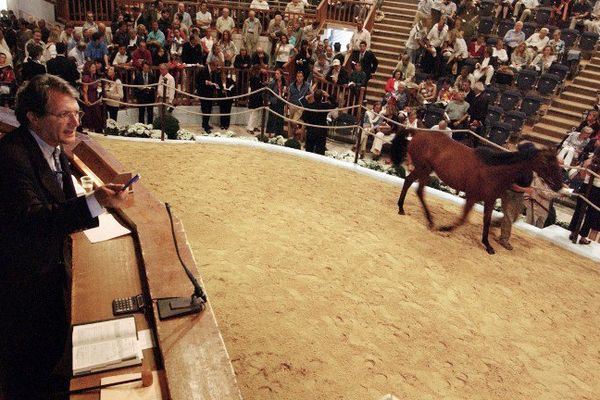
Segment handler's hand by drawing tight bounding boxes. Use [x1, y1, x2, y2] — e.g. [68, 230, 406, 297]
[94, 184, 130, 209]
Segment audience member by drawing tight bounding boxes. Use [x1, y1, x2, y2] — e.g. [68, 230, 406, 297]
[134, 62, 157, 124]
[104, 65, 124, 121]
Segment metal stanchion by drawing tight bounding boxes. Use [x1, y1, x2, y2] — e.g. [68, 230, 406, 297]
[160, 77, 167, 141]
[354, 127, 361, 164]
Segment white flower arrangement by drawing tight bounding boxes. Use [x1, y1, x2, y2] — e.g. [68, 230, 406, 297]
[201, 130, 235, 138]
[176, 129, 196, 141]
[268, 135, 287, 146]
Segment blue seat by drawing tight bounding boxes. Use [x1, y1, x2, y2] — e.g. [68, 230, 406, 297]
[481, 85, 500, 104]
[579, 32, 599, 52]
[423, 105, 446, 128]
[561, 29, 580, 49]
[515, 68, 539, 92]
[485, 105, 504, 127]
[519, 94, 543, 121]
[488, 122, 512, 145]
[478, 17, 495, 36]
[504, 110, 527, 137]
[479, 0, 496, 16]
[497, 19, 515, 38]
[548, 62, 570, 81]
[522, 22, 537, 38]
[499, 90, 522, 112]
[536, 73, 561, 96]
[535, 7, 552, 25]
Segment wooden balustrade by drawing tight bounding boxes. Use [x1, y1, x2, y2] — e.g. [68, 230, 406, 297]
[325, 0, 373, 25]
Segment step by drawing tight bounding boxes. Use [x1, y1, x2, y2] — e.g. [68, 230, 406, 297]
[560, 89, 597, 103]
[532, 122, 570, 139]
[380, 6, 418, 14]
[376, 22, 414, 32]
[538, 114, 580, 130]
[567, 83, 599, 96]
[545, 107, 584, 120]
[551, 98, 593, 113]
[370, 36, 406, 46]
[378, 10, 415, 20]
[583, 62, 600, 72]
[589, 56, 600, 65]
[371, 41, 406, 53]
[573, 76, 600, 89]
[372, 28, 411, 39]
[383, 1, 418, 9]
[365, 94, 382, 104]
[377, 55, 402, 65]
[521, 129, 562, 146]
[578, 69, 600, 80]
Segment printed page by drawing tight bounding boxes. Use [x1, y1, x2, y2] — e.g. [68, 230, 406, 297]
[73, 317, 136, 347]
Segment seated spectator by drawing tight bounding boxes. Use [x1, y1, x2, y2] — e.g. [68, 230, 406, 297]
[503, 21, 526, 55]
[216, 8, 236, 35]
[444, 31, 468, 74]
[234, 48, 252, 69]
[547, 29, 565, 57]
[577, 110, 600, 136]
[148, 21, 166, 48]
[394, 54, 415, 83]
[218, 30, 238, 59]
[24, 29, 44, 60]
[510, 42, 532, 70]
[268, 14, 287, 56]
[454, 66, 475, 89]
[195, 2, 212, 30]
[385, 71, 403, 95]
[42, 29, 59, 63]
[358, 101, 384, 158]
[83, 11, 98, 33]
[583, 0, 600, 33]
[496, 0, 514, 20]
[285, 0, 306, 14]
[466, 82, 489, 135]
[513, 0, 539, 21]
[303, 21, 321, 46]
[170, 29, 185, 58]
[68, 40, 86, 72]
[468, 35, 487, 60]
[525, 28, 550, 54]
[436, 79, 453, 105]
[97, 23, 112, 47]
[243, 11, 262, 54]
[312, 53, 330, 81]
[22, 43, 46, 81]
[85, 31, 109, 67]
[569, 0, 592, 30]
[529, 45, 555, 72]
[431, 119, 452, 137]
[473, 47, 495, 85]
[132, 39, 152, 69]
[493, 38, 509, 63]
[251, 46, 270, 69]
[559, 127, 592, 167]
[60, 21, 75, 46]
[439, 0, 457, 27]
[349, 62, 367, 91]
[0, 52, 15, 105]
[251, 0, 270, 10]
[404, 109, 422, 128]
[174, 2, 193, 29]
[446, 91, 470, 133]
[419, 75, 438, 102]
[326, 58, 349, 85]
[207, 43, 225, 67]
[371, 99, 400, 160]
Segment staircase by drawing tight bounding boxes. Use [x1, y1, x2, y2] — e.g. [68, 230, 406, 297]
[523, 51, 600, 146]
[365, 0, 418, 104]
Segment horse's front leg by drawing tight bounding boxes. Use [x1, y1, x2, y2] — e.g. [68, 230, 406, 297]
[439, 197, 475, 232]
[416, 176, 434, 229]
[482, 201, 495, 255]
[398, 170, 419, 215]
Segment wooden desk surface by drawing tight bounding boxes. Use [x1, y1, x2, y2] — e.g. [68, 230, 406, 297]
[67, 134, 242, 400]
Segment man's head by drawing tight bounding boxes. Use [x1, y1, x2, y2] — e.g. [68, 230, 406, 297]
[581, 126, 594, 139]
[16, 74, 81, 145]
[65, 21, 74, 35]
[553, 29, 561, 40]
[438, 120, 448, 129]
[159, 63, 169, 76]
[539, 27, 549, 38]
[86, 12, 94, 22]
[222, 8, 230, 17]
[356, 19, 363, 31]
[256, 46, 264, 54]
[151, 21, 159, 32]
[56, 42, 67, 55]
[359, 40, 367, 52]
[314, 89, 323, 103]
[515, 21, 523, 32]
[178, 2, 185, 12]
[27, 43, 43, 60]
[473, 81, 484, 94]
[332, 58, 341, 69]
[454, 92, 465, 102]
[402, 54, 410, 65]
[437, 17, 446, 29]
[587, 110, 599, 122]
[249, 10, 256, 19]
[32, 29, 41, 43]
[295, 70, 304, 83]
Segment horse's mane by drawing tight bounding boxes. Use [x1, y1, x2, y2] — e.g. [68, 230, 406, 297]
[474, 143, 539, 166]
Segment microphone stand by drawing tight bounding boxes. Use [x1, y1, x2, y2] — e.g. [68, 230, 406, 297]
[157, 203, 207, 320]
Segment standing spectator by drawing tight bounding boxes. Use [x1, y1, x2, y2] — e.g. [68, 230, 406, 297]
[326, 58, 349, 84]
[251, 0, 271, 10]
[246, 65, 264, 134]
[243, 11, 262, 54]
[174, 2, 193, 29]
[158, 10, 172, 35]
[182, 34, 204, 64]
[216, 8, 235, 36]
[195, 2, 212, 32]
[351, 40, 379, 84]
[16, 19, 32, 62]
[131, 6, 147, 28]
[234, 48, 252, 69]
[445, 91, 470, 135]
[85, 32, 109, 68]
[569, 0, 592, 30]
[251, 46, 270, 69]
[37, 19, 50, 42]
[312, 53, 330, 82]
[425, 17, 448, 77]
[466, 82, 488, 136]
[267, 14, 287, 57]
[156, 63, 175, 111]
[46, 42, 79, 87]
[569, 144, 600, 244]
[288, 70, 311, 137]
[68, 40, 86, 73]
[98, 23, 112, 47]
[24, 29, 44, 60]
[148, 21, 166, 48]
[294, 39, 313, 79]
[113, 21, 129, 49]
[134, 62, 157, 124]
[405, 22, 426, 64]
[200, 28, 214, 56]
[170, 29, 185, 59]
[303, 21, 321, 47]
[103, 65, 124, 121]
[59, 21, 75, 46]
[132, 39, 153, 68]
[286, 0, 305, 14]
[266, 68, 286, 136]
[274, 34, 295, 69]
[197, 64, 216, 132]
[0, 52, 15, 106]
[415, 0, 434, 27]
[513, 0, 539, 21]
[439, 0, 457, 27]
[503, 21, 526, 56]
[349, 19, 371, 54]
[80, 61, 103, 132]
[83, 12, 98, 33]
[216, 70, 235, 130]
[42, 28, 59, 63]
[218, 30, 238, 60]
[21, 44, 46, 81]
[301, 89, 337, 154]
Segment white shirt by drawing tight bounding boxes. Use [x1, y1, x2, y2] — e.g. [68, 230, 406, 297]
[350, 29, 371, 50]
[276, 43, 294, 63]
[68, 47, 85, 72]
[417, 0, 433, 15]
[157, 73, 175, 103]
[493, 47, 508, 62]
[427, 25, 448, 48]
[112, 52, 129, 65]
[431, 124, 452, 137]
[521, 0, 539, 9]
[406, 25, 425, 50]
[29, 129, 104, 217]
[454, 38, 468, 59]
[525, 33, 550, 52]
[195, 11, 212, 27]
[439, 1, 457, 17]
[250, 0, 270, 9]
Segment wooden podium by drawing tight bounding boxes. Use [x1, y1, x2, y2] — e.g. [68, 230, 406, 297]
[65, 134, 242, 399]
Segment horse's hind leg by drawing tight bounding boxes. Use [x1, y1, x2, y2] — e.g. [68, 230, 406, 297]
[397, 169, 419, 215]
[439, 197, 475, 232]
[416, 176, 434, 229]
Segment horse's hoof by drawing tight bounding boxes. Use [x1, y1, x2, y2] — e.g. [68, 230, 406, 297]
[486, 246, 496, 255]
[438, 225, 454, 232]
[398, 208, 405, 215]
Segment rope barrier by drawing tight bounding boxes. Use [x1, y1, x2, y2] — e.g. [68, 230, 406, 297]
[175, 106, 264, 117]
[265, 107, 362, 131]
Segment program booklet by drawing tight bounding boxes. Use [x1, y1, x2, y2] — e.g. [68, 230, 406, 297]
[72, 316, 143, 376]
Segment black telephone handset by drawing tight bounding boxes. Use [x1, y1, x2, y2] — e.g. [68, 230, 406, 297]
[112, 294, 145, 316]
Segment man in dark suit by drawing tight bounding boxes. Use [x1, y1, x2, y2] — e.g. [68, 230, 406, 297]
[21, 43, 46, 82]
[134, 62, 157, 124]
[466, 81, 489, 141]
[350, 40, 378, 83]
[0, 74, 128, 399]
[300, 89, 337, 154]
[197, 63, 217, 133]
[46, 42, 79, 87]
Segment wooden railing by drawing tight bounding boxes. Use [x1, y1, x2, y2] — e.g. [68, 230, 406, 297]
[325, 0, 373, 25]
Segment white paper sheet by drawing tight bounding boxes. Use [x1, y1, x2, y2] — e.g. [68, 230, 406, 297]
[137, 329, 155, 351]
[84, 213, 131, 243]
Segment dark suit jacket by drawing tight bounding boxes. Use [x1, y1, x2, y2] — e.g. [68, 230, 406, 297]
[134, 71, 158, 103]
[466, 92, 489, 123]
[0, 126, 99, 285]
[350, 50, 378, 80]
[21, 60, 46, 82]
[46, 55, 80, 87]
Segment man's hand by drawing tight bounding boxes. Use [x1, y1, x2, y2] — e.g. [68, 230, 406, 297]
[94, 183, 130, 209]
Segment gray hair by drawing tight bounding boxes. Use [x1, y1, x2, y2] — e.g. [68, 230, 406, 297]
[15, 74, 79, 127]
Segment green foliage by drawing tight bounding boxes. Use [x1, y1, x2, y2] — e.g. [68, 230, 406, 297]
[152, 114, 180, 140]
[386, 165, 406, 178]
[284, 138, 302, 149]
[427, 176, 442, 190]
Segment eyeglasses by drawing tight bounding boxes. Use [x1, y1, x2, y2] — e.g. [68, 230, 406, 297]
[46, 110, 85, 121]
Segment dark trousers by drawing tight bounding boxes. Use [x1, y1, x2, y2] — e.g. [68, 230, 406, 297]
[138, 104, 154, 124]
[305, 128, 327, 155]
[0, 268, 68, 400]
[106, 105, 119, 121]
[219, 99, 233, 129]
[200, 100, 213, 130]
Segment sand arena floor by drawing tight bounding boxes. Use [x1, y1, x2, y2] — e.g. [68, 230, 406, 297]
[96, 137, 600, 400]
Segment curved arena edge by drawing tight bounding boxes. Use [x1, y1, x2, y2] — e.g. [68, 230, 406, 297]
[90, 133, 600, 264]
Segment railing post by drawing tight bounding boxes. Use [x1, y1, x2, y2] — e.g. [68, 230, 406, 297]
[354, 127, 361, 164]
[260, 96, 267, 142]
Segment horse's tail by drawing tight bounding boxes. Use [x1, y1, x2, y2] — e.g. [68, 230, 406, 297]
[390, 127, 410, 166]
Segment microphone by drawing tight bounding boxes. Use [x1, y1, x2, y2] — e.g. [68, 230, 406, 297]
[61, 370, 153, 396]
[157, 202, 207, 320]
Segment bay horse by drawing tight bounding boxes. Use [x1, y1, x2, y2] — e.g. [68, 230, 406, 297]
[390, 130, 563, 254]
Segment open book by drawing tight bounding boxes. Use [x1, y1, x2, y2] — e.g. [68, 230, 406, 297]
[72, 316, 143, 376]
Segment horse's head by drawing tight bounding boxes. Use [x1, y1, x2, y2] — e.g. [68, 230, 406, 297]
[532, 147, 563, 191]
[390, 127, 411, 166]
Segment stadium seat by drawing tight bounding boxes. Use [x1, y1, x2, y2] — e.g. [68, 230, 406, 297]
[535, 7, 552, 26]
[478, 17, 495, 36]
[561, 29, 580, 49]
[536, 73, 561, 96]
[548, 62, 570, 81]
[485, 105, 504, 126]
[539, 0, 552, 6]
[481, 85, 500, 104]
[479, 0, 496, 16]
[519, 94, 543, 121]
[523, 22, 538, 38]
[515, 68, 539, 92]
[503, 110, 527, 138]
[497, 19, 515, 38]
[579, 32, 599, 52]
[499, 89, 522, 112]
[423, 105, 446, 128]
[486, 36, 498, 47]
[488, 122, 512, 145]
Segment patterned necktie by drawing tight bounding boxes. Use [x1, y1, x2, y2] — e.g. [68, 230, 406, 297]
[52, 148, 64, 189]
